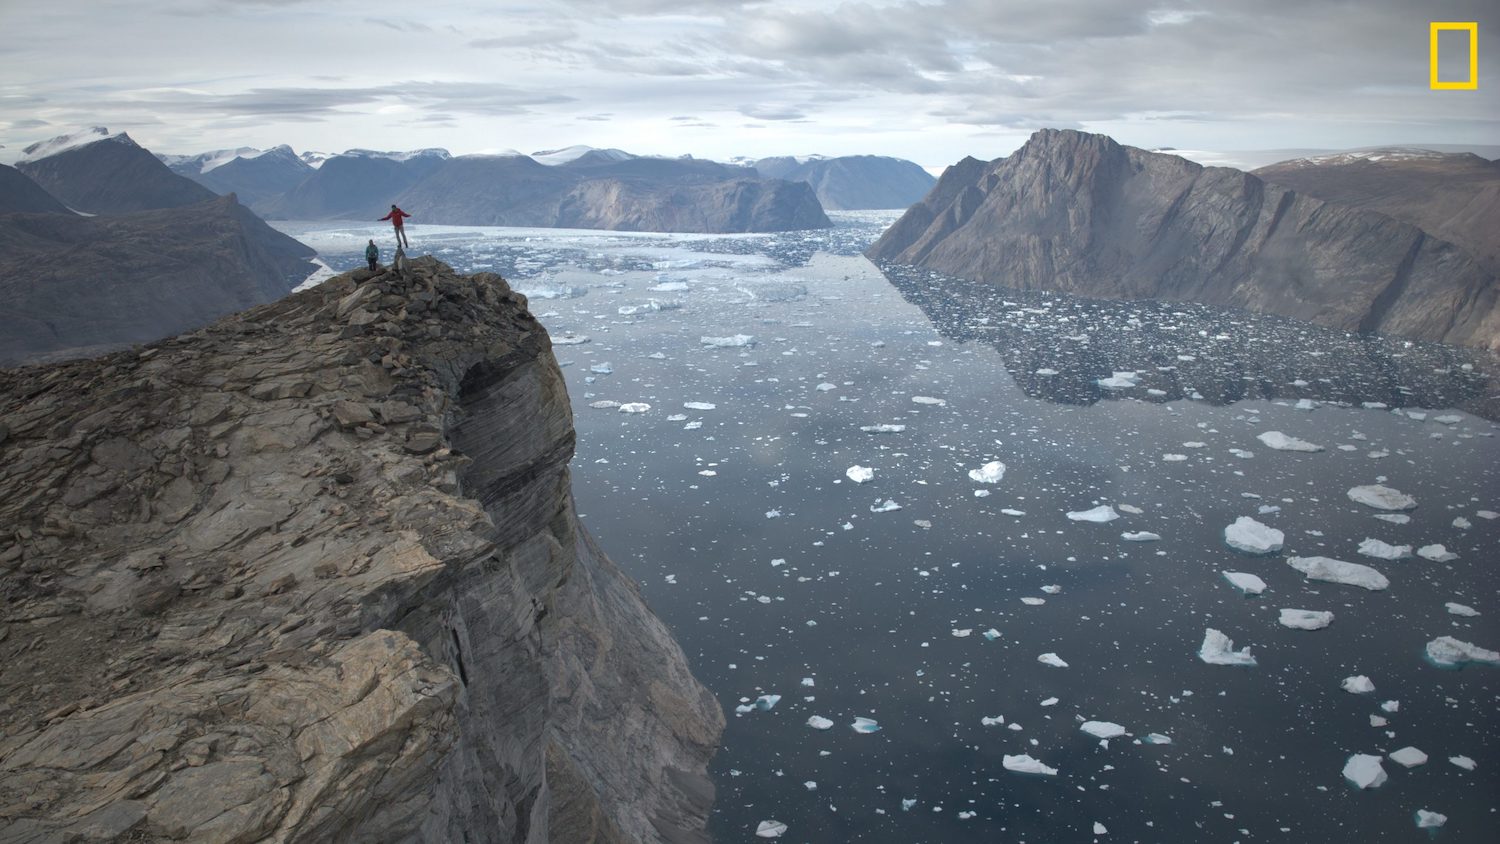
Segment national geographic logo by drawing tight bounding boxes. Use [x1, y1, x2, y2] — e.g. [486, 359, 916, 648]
[1430, 22, 1478, 90]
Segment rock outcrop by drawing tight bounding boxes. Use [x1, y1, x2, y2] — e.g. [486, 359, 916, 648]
[754, 155, 937, 210]
[0, 194, 316, 365]
[0, 165, 70, 215]
[0, 258, 723, 842]
[868, 129, 1500, 350]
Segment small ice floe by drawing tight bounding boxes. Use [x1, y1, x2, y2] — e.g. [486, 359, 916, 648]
[846, 465, 874, 484]
[1343, 754, 1388, 789]
[1341, 675, 1375, 694]
[552, 334, 591, 345]
[1121, 531, 1161, 542]
[803, 781, 816, 791]
[968, 461, 1007, 483]
[1357, 538, 1411, 560]
[1446, 602, 1479, 617]
[667, 414, 688, 422]
[755, 820, 788, 838]
[951, 628, 973, 638]
[1424, 636, 1500, 668]
[1198, 629, 1255, 666]
[648, 280, 691, 292]
[1477, 510, 1499, 520]
[1080, 721, 1127, 739]
[1373, 513, 1410, 525]
[981, 715, 1005, 727]
[683, 401, 717, 411]
[1415, 810, 1447, 830]
[1257, 431, 1323, 452]
[911, 396, 947, 406]
[1453, 517, 1471, 529]
[869, 499, 902, 513]
[1449, 755, 1477, 771]
[1162, 454, 1188, 462]
[1002, 754, 1058, 776]
[589, 400, 622, 409]
[1035, 368, 1059, 376]
[684, 420, 702, 430]
[1097, 371, 1140, 389]
[589, 363, 614, 376]
[1433, 414, 1462, 425]
[1094, 822, 1108, 835]
[974, 490, 991, 498]
[1417, 544, 1457, 562]
[1228, 448, 1254, 459]
[901, 798, 917, 811]
[1224, 516, 1284, 555]
[815, 382, 836, 392]
[851, 717, 881, 733]
[1223, 571, 1267, 595]
[1118, 504, 1143, 514]
[1067, 505, 1120, 523]
[1001, 508, 1026, 517]
[664, 574, 677, 584]
[982, 628, 1001, 641]
[618, 403, 651, 413]
[1388, 746, 1427, 768]
[806, 716, 834, 730]
[861, 424, 906, 433]
[1288, 556, 1389, 591]
[765, 510, 781, 519]
[1021, 597, 1046, 606]
[801, 677, 815, 687]
[755, 694, 781, 711]
[701, 334, 755, 347]
[1279, 609, 1333, 630]
[1294, 398, 1318, 411]
[1141, 733, 1172, 745]
[1347, 484, 1417, 511]
[1037, 653, 1069, 668]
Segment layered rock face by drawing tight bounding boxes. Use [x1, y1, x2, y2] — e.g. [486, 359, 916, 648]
[868, 129, 1500, 350]
[0, 259, 723, 842]
[753, 155, 937, 210]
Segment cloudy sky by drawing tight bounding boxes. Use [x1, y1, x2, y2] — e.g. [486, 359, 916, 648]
[0, 0, 1494, 169]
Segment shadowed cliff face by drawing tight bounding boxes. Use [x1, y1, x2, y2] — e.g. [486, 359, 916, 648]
[0, 258, 722, 842]
[868, 129, 1500, 351]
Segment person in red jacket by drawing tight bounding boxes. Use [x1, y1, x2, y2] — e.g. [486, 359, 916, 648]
[380, 204, 412, 249]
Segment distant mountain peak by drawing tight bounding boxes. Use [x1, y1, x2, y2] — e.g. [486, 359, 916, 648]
[20, 127, 137, 163]
[530, 145, 634, 166]
[341, 148, 452, 162]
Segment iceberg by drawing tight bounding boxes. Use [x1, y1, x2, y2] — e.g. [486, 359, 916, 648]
[618, 403, 651, 414]
[982, 628, 1001, 641]
[1388, 746, 1427, 768]
[1287, 556, 1388, 591]
[1414, 810, 1447, 830]
[1037, 653, 1069, 668]
[1067, 505, 1119, 523]
[1199, 629, 1255, 666]
[846, 465, 874, 484]
[1357, 538, 1410, 560]
[1080, 721, 1127, 739]
[1002, 754, 1058, 776]
[1424, 636, 1500, 668]
[806, 716, 834, 730]
[1278, 609, 1333, 630]
[967, 461, 1007, 483]
[1346, 484, 1417, 511]
[755, 694, 781, 711]
[755, 820, 788, 838]
[1417, 544, 1457, 562]
[1257, 431, 1323, 452]
[1445, 602, 1479, 617]
[1121, 531, 1161, 542]
[851, 717, 881, 733]
[1224, 516, 1283, 554]
[1340, 675, 1374, 694]
[981, 715, 1005, 727]
[1222, 571, 1267, 595]
[1342, 754, 1388, 789]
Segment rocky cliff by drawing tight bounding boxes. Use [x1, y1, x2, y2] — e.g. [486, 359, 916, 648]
[868, 129, 1500, 350]
[753, 155, 936, 210]
[0, 258, 723, 842]
[0, 165, 70, 214]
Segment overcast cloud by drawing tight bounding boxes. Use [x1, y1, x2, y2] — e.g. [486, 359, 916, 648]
[0, 0, 1493, 168]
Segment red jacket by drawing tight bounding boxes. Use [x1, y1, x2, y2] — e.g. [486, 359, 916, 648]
[380, 207, 412, 226]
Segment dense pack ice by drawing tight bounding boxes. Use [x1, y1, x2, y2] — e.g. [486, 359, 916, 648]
[1002, 754, 1058, 776]
[845, 465, 874, 484]
[967, 461, 1006, 483]
[1342, 754, 1388, 789]
[1198, 629, 1256, 666]
[1224, 517, 1283, 554]
[1357, 538, 1411, 560]
[1257, 431, 1323, 452]
[1287, 556, 1389, 591]
[1340, 675, 1374, 694]
[1222, 571, 1267, 595]
[1346, 484, 1417, 511]
[1279, 609, 1333, 630]
[1388, 746, 1427, 768]
[1067, 505, 1119, 523]
[1424, 636, 1500, 667]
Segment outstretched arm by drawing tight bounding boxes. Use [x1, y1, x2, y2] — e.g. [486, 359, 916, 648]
[379, 211, 394, 221]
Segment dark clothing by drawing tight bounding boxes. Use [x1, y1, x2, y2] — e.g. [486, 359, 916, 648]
[380, 207, 412, 249]
[367, 257, 379, 271]
[365, 242, 379, 271]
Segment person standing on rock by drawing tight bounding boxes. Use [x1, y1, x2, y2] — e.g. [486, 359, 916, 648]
[364, 239, 379, 272]
[380, 204, 412, 249]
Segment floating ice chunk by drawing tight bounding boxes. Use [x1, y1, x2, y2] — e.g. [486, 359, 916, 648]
[1433, 414, 1462, 425]
[803, 781, 817, 791]
[1424, 636, 1500, 668]
[869, 499, 902, 513]
[1449, 755, 1477, 771]
[861, 424, 906, 433]
[801, 677, 815, 687]
[1142, 733, 1172, 745]
[1035, 368, 1059, 376]
[1417, 544, 1457, 562]
[1370, 715, 1387, 727]
[1293, 398, 1318, 411]
[1228, 448, 1254, 459]
[1357, 538, 1411, 560]
[1097, 371, 1140, 389]
[1388, 746, 1427, 768]
[1222, 571, 1266, 595]
[1453, 517, 1471, 529]
[1257, 431, 1323, 452]
[765, 510, 781, 519]
[911, 396, 947, 406]
[588, 400, 622, 409]
[552, 334, 591, 345]
[1224, 517, 1284, 554]
[1081, 721, 1126, 739]
[1381, 700, 1399, 713]
[1002, 754, 1058, 776]
[701, 334, 755, 347]
[1067, 505, 1119, 523]
[967, 461, 1006, 484]
[951, 628, 972, 638]
[1021, 597, 1046, 606]
[684, 420, 702, 430]
[1094, 822, 1108, 835]
[1001, 508, 1025, 517]
[1199, 629, 1255, 666]
[589, 362, 613, 375]
[683, 401, 717, 411]
[1341, 675, 1374, 694]
[755, 820, 787, 838]
[1373, 513, 1410, 524]
[846, 465, 874, 484]
[974, 490, 990, 498]
[806, 716, 834, 730]
[1040, 697, 1058, 707]
[1288, 556, 1389, 591]
[1162, 454, 1188, 462]
[666, 414, 688, 422]
[1415, 810, 1447, 830]
[1477, 510, 1499, 520]
[618, 403, 651, 414]
[981, 715, 1005, 727]
[648, 281, 690, 292]
[901, 798, 916, 811]
[1446, 602, 1479, 617]
[1343, 754, 1388, 789]
[1037, 653, 1069, 668]
[1121, 531, 1161, 542]
[755, 694, 781, 711]
[982, 628, 1001, 641]
[851, 717, 881, 733]
[1279, 609, 1333, 630]
[1347, 484, 1417, 511]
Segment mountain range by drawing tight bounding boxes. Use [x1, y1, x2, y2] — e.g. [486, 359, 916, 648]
[752, 155, 936, 210]
[868, 129, 1500, 350]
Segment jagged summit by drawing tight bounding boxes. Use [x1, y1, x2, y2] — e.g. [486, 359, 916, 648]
[530, 144, 634, 166]
[0, 258, 722, 842]
[341, 147, 452, 162]
[19, 127, 137, 163]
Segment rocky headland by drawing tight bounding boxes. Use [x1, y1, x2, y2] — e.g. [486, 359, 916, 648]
[0, 258, 723, 842]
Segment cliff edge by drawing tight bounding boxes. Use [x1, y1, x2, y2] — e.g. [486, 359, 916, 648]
[0, 258, 723, 842]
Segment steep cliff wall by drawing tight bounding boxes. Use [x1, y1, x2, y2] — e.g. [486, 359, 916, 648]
[868, 129, 1500, 350]
[0, 258, 722, 842]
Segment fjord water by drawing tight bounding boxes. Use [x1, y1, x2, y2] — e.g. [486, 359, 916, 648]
[278, 217, 1499, 842]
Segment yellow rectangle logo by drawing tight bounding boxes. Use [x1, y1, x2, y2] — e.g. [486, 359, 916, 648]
[1430, 22, 1478, 90]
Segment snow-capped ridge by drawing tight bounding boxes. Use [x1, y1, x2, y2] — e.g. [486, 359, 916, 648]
[20, 127, 136, 163]
[531, 145, 635, 166]
[340, 147, 452, 162]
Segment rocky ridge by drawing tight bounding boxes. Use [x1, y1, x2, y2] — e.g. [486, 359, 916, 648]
[0, 258, 722, 842]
